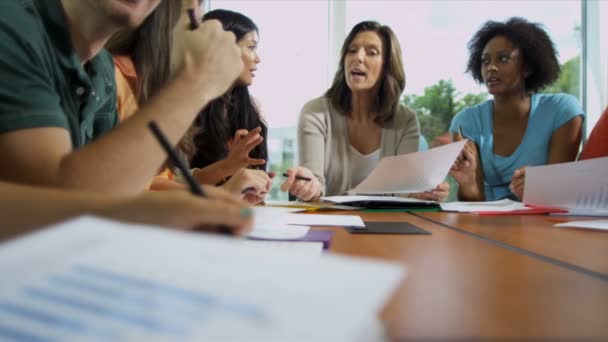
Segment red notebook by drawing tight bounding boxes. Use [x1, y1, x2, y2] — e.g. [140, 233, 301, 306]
[473, 205, 568, 215]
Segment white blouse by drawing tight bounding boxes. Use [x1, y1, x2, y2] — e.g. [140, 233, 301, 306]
[349, 145, 381, 188]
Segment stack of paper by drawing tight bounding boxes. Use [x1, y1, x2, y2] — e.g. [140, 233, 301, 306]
[554, 220, 608, 231]
[350, 140, 466, 194]
[0, 216, 404, 341]
[524, 157, 608, 216]
[253, 206, 365, 228]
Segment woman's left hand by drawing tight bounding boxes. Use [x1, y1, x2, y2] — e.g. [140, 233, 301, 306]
[409, 181, 450, 202]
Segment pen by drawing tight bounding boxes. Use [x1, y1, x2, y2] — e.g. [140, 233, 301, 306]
[282, 173, 312, 182]
[148, 121, 241, 235]
[187, 8, 199, 30]
[149, 121, 205, 197]
[458, 126, 465, 138]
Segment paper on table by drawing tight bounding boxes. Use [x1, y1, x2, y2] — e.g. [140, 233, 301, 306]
[554, 220, 608, 231]
[281, 213, 365, 227]
[243, 239, 324, 254]
[248, 224, 310, 240]
[0, 216, 404, 341]
[440, 199, 528, 212]
[524, 157, 608, 212]
[350, 140, 466, 194]
[254, 206, 365, 227]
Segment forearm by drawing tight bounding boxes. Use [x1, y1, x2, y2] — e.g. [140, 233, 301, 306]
[193, 159, 236, 185]
[0, 183, 119, 241]
[58, 73, 212, 194]
[457, 172, 485, 201]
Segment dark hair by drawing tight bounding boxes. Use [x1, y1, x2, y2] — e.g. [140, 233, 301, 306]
[189, 9, 267, 171]
[106, 1, 181, 104]
[466, 17, 560, 93]
[325, 21, 405, 126]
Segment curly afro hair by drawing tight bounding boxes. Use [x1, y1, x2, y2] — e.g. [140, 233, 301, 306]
[466, 17, 560, 93]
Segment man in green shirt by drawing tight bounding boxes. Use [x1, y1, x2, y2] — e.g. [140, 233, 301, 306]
[0, 0, 243, 195]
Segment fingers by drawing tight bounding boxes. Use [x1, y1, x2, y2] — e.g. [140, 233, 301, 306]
[246, 158, 266, 166]
[232, 129, 249, 144]
[280, 167, 297, 192]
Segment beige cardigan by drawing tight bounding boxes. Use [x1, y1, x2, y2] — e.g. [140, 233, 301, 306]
[298, 96, 420, 196]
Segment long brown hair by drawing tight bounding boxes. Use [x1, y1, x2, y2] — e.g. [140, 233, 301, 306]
[325, 21, 406, 126]
[105, 1, 182, 105]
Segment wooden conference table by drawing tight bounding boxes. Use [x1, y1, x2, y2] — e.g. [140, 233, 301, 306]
[313, 211, 608, 340]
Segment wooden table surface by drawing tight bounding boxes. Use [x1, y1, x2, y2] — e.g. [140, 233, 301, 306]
[316, 211, 608, 340]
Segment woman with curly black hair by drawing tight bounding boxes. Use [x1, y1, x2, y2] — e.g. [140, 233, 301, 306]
[449, 17, 584, 201]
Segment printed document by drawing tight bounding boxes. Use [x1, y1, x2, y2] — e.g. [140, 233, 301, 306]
[524, 157, 608, 215]
[350, 140, 466, 194]
[0, 216, 404, 341]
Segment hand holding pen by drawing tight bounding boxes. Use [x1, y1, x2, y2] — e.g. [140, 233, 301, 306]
[170, 3, 242, 99]
[281, 167, 321, 201]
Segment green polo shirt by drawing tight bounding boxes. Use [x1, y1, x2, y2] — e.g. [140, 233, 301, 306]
[0, 0, 118, 148]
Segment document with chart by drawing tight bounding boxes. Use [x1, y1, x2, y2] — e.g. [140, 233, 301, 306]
[0, 216, 403, 341]
[350, 140, 466, 194]
[523, 157, 608, 215]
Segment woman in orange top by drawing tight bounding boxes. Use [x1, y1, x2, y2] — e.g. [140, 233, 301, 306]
[106, 1, 270, 201]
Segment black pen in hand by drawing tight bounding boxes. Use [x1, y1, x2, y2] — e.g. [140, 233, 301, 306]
[282, 173, 312, 181]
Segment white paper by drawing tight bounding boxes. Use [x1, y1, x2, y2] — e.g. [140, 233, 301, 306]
[280, 213, 365, 227]
[350, 140, 466, 194]
[440, 199, 527, 212]
[0, 216, 404, 341]
[248, 224, 310, 240]
[524, 157, 608, 212]
[242, 240, 324, 255]
[554, 220, 608, 231]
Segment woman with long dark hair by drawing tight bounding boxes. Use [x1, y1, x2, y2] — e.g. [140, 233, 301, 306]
[187, 9, 272, 204]
[282, 21, 449, 201]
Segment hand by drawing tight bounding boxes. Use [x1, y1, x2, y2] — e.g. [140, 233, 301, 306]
[171, 9, 242, 102]
[409, 181, 450, 202]
[222, 168, 272, 204]
[449, 132, 480, 187]
[99, 186, 253, 236]
[224, 127, 266, 173]
[509, 167, 526, 201]
[281, 166, 321, 201]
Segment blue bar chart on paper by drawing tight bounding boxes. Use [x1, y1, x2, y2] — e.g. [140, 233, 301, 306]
[0, 264, 265, 341]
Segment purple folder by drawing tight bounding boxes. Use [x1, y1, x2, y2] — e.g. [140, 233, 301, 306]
[248, 230, 333, 250]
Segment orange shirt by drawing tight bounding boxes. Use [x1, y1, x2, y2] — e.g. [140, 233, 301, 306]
[113, 55, 139, 122]
[580, 106, 608, 160]
[112, 55, 176, 186]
